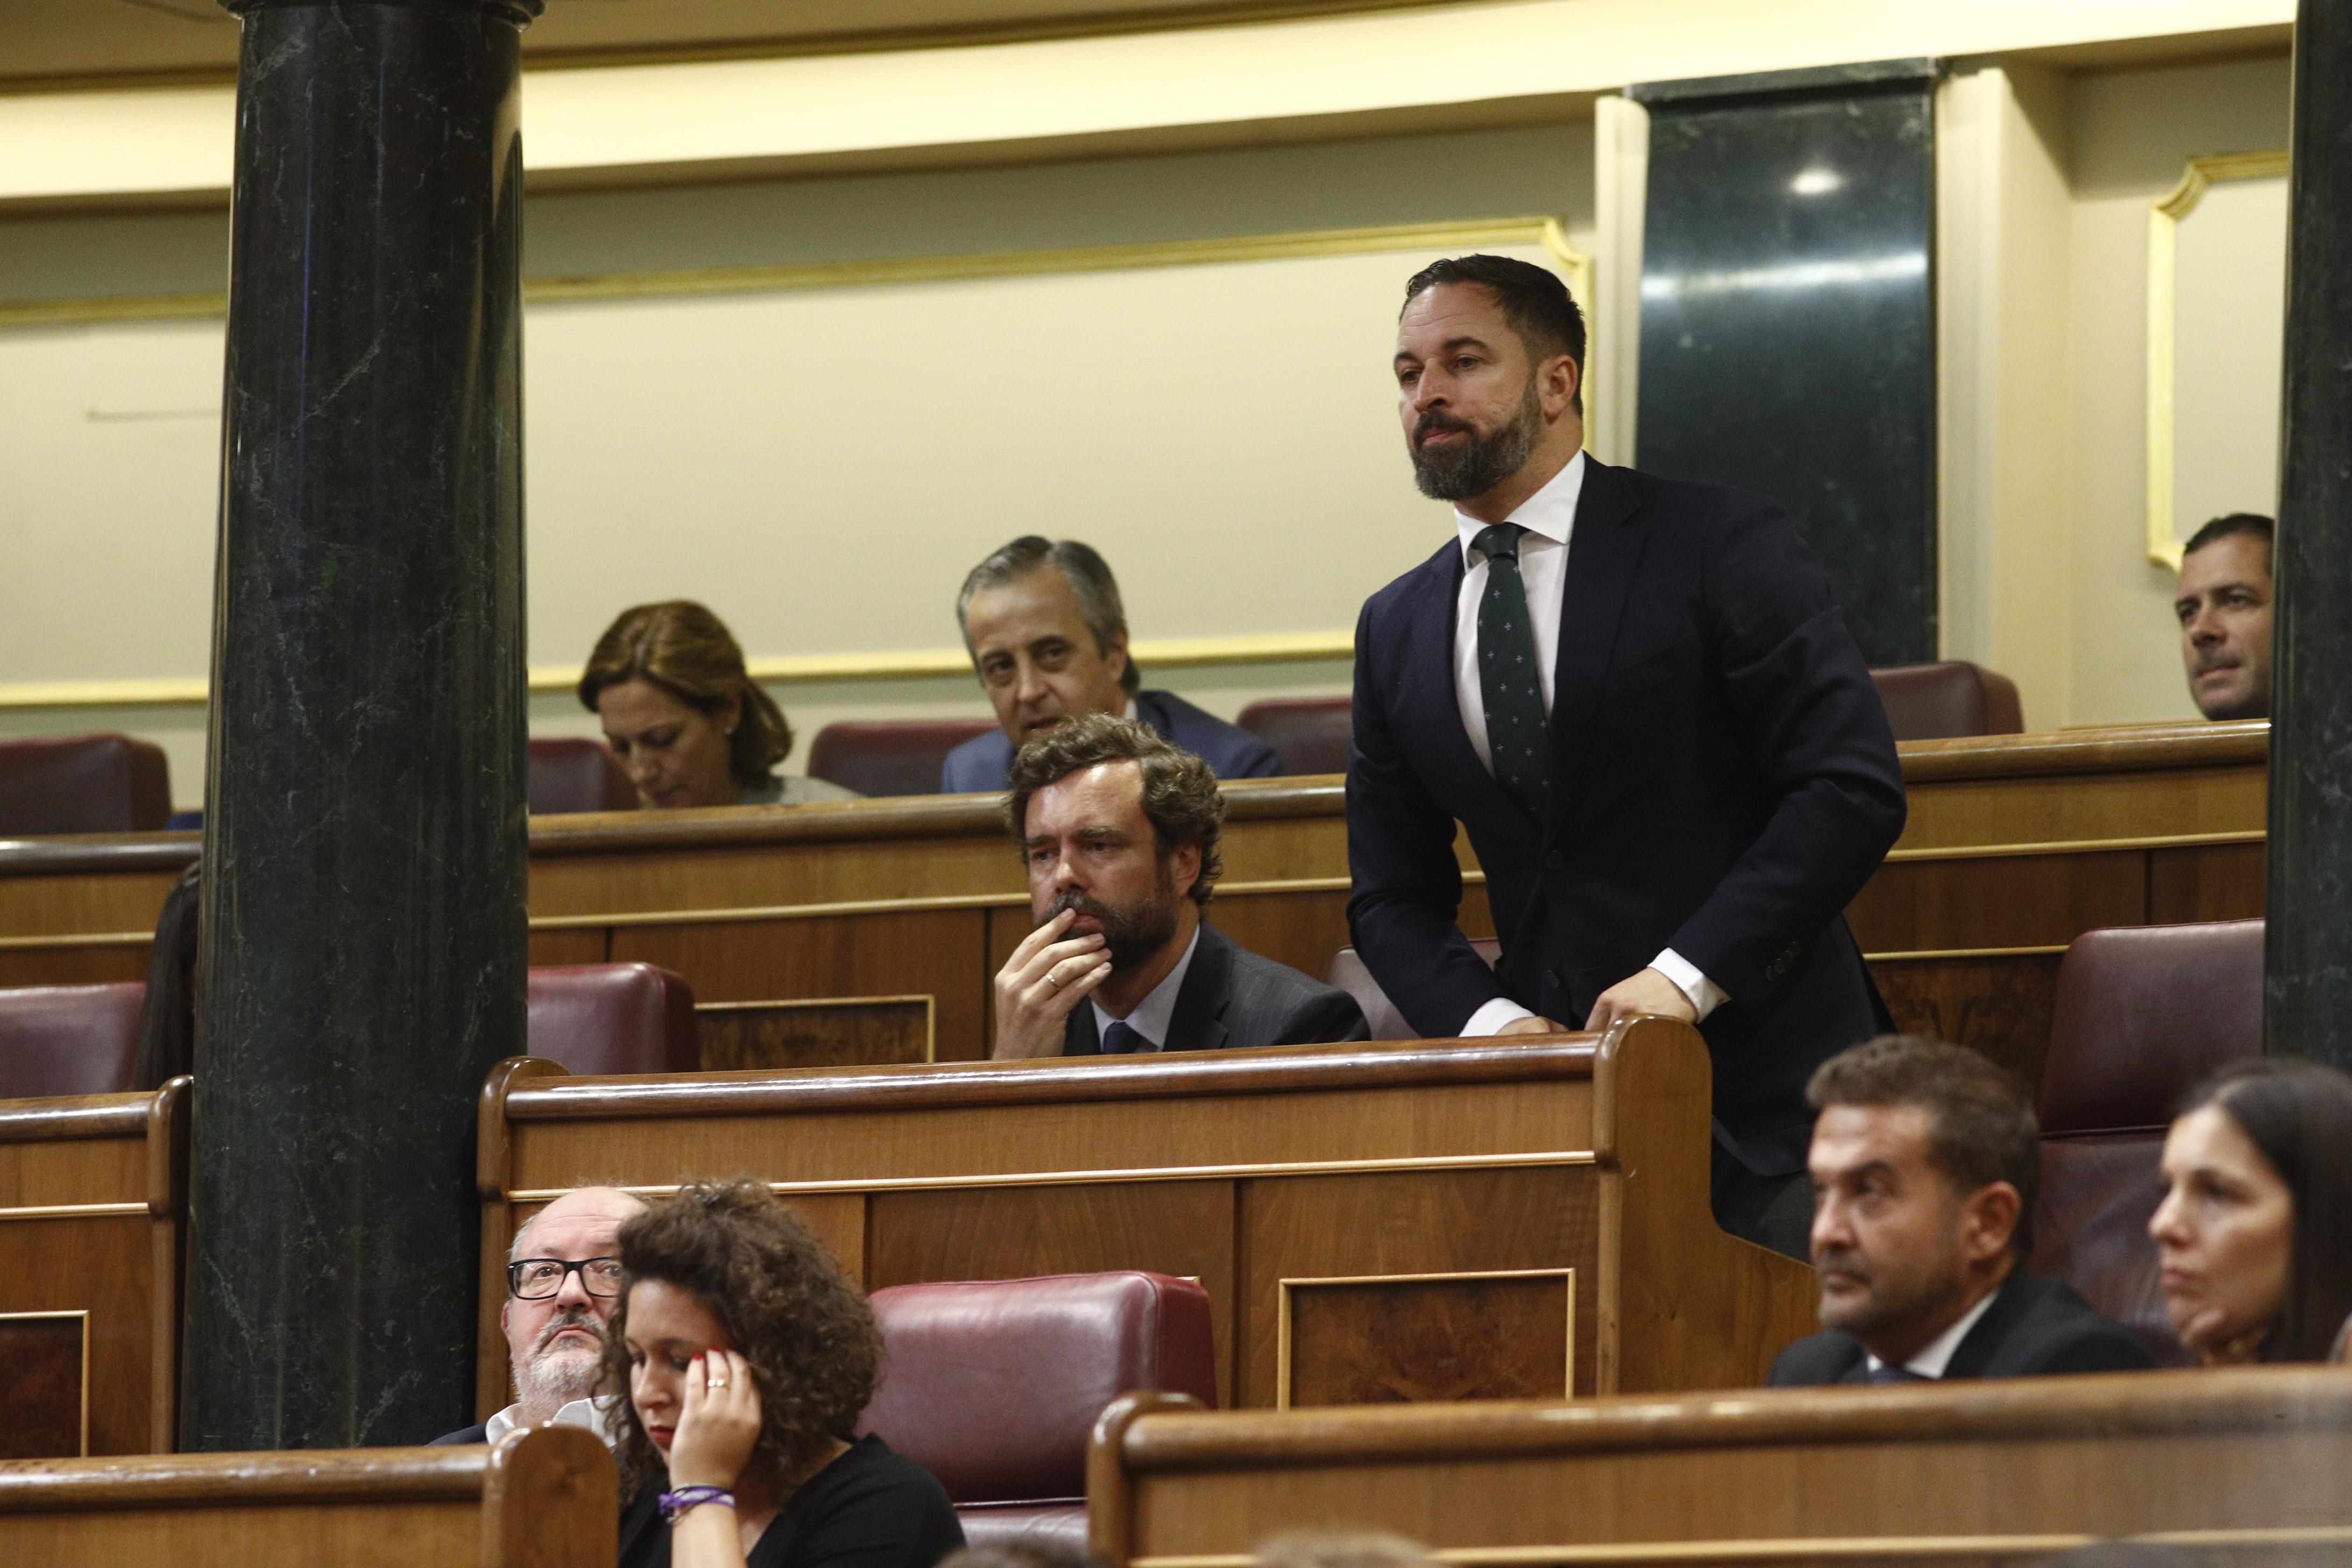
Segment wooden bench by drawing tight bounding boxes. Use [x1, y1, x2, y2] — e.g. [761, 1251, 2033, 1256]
[0, 1424, 614, 1567]
[1088, 1366, 2352, 1566]
[0, 1080, 188, 1455]
[475, 1019, 1815, 1420]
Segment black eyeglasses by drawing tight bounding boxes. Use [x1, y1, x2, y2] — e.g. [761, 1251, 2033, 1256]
[507, 1256, 624, 1300]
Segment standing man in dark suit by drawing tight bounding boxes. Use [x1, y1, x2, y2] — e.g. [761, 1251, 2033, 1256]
[991, 713, 1367, 1058]
[1770, 1035, 2153, 1383]
[944, 536, 1280, 792]
[1347, 254, 1908, 1255]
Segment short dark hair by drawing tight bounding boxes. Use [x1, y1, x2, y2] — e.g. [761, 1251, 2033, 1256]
[1807, 1034, 2041, 1257]
[1402, 254, 1587, 414]
[1003, 713, 1224, 906]
[2179, 1056, 2352, 1363]
[956, 536, 1140, 696]
[2184, 513, 2274, 563]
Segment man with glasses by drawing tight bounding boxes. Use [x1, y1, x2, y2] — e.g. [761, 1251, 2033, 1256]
[431, 1185, 645, 1445]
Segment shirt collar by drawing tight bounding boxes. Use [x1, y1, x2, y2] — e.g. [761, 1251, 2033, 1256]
[1455, 448, 1587, 564]
[483, 1404, 522, 1446]
[1092, 923, 1201, 1049]
[1866, 1277, 2004, 1380]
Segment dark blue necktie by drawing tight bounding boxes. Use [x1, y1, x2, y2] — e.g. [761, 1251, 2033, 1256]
[1473, 522, 1549, 822]
[1867, 1363, 1930, 1384]
[1101, 1020, 1147, 1055]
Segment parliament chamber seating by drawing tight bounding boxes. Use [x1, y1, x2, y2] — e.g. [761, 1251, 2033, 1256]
[0, 1425, 614, 1566]
[526, 737, 634, 815]
[1869, 660, 2024, 741]
[1326, 940, 1500, 1040]
[861, 1271, 1216, 1549]
[0, 735, 171, 836]
[2028, 918, 2265, 1365]
[524, 963, 699, 1076]
[0, 982, 144, 1098]
[807, 719, 998, 797]
[1235, 697, 1351, 776]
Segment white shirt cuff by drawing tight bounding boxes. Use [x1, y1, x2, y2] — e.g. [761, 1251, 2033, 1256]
[1650, 949, 1726, 1022]
[1461, 996, 1538, 1037]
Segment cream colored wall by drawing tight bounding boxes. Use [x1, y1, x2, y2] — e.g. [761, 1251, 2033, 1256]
[0, 122, 1595, 807]
[2062, 53, 2290, 727]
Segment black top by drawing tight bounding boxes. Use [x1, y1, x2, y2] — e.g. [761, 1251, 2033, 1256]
[618, 1436, 963, 1568]
[1767, 1268, 2159, 1385]
[1060, 921, 1370, 1055]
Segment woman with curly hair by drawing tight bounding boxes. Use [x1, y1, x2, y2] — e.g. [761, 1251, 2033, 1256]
[605, 1179, 962, 1568]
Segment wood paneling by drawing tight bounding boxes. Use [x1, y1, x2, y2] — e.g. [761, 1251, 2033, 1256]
[0, 940, 150, 988]
[2150, 839, 2266, 923]
[1280, 1271, 1571, 1409]
[1095, 1364, 2348, 1568]
[774, 1192, 867, 1284]
[697, 997, 932, 1070]
[0, 1218, 147, 1457]
[526, 927, 607, 967]
[0, 1426, 616, 1568]
[1847, 850, 2147, 953]
[1873, 952, 2066, 1087]
[0, 1312, 85, 1458]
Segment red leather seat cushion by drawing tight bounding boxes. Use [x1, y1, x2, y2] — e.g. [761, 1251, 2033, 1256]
[1327, 941, 1500, 1040]
[859, 1271, 1216, 1504]
[0, 736, 172, 835]
[954, 1503, 1090, 1551]
[807, 721, 998, 799]
[0, 983, 147, 1097]
[1869, 662, 2025, 741]
[528, 738, 634, 815]
[1235, 698, 1351, 777]
[524, 964, 698, 1075]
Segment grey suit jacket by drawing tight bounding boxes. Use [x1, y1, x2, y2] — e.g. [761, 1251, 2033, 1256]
[1061, 922, 1368, 1055]
[1767, 1268, 2157, 1385]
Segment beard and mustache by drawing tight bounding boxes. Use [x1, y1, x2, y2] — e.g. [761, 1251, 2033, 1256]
[1039, 862, 1181, 967]
[514, 1304, 609, 1408]
[1409, 373, 1546, 501]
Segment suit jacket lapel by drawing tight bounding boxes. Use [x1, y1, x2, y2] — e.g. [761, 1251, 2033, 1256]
[1062, 1004, 1101, 1056]
[1545, 458, 1647, 835]
[1163, 923, 1231, 1053]
[1941, 1270, 2035, 1380]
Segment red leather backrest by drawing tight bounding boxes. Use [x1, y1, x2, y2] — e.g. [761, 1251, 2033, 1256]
[858, 1271, 1216, 1503]
[527, 738, 635, 815]
[1235, 698, 1352, 777]
[0, 983, 147, 1097]
[0, 736, 172, 835]
[807, 720, 999, 799]
[1868, 662, 2025, 741]
[524, 964, 699, 1075]
[1327, 941, 1500, 1040]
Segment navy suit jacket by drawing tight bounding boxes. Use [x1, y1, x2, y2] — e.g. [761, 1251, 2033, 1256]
[941, 689, 1280, 794]
[1060, 922, 1369, 1055]
[1768, 1269, 2158, 1384]
[1346, 458, 1906, 1175]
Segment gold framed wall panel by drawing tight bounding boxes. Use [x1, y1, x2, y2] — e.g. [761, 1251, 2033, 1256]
[1273, 1266, 1576, 1411]
[0, 1308, 88, 1459]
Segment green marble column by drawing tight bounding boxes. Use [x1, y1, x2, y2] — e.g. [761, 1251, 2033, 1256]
[2266, 1, 2352, 1068]
[186, 0, 539, 1449]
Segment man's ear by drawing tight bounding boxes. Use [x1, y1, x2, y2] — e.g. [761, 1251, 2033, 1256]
[1542, 353, 1581, 419]
[1103, 628, 1131, 692]
[1961, 1181, 2022, 1264]
[1168, 839, 1202, 902]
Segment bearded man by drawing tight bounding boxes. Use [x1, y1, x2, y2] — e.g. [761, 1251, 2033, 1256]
[431, 1185, 645, 1445]
[1346, 254, 1908, 1257]
[990, 713, 1367, 1058]
[1769, 1035, 2152, 1384]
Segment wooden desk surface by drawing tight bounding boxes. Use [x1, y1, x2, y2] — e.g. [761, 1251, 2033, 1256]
[0, 1081, 187, 1456]
[480, 1019, 1816, 1420]
[0, 1425, 614, 1568]
[1092, 1364, 2352, 1566]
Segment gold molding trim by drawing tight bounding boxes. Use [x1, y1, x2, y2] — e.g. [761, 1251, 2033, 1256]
[1275, 1267, 1574, 1411]
[2146, 148, 2290, 571]
[1884, 828, 2264, 863]
[1131, 1528, 2352, 1568]
[0, 1308, 90, 1458]
[1865, 944, 2069, 963]
[507, 1150, 1596, 1203]
[694, 993, 937, 1065]
[0, 1202, 146, 1222]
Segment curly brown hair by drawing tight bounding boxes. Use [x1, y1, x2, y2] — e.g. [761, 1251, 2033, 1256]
[1002, 712, 1224, 905]
[600, 1178, 880, 1493]
[577, 600, 795, 786]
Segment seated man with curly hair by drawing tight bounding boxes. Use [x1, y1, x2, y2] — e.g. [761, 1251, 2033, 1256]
[607, 1179, 963, 1568]
[991, 713, 1369, 1058]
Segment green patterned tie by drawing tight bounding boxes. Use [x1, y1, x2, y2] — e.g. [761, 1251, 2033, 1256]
[1474, 523, 1549, 821]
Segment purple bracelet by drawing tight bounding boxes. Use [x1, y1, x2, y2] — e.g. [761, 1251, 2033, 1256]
[659, 1485, 736, 1523]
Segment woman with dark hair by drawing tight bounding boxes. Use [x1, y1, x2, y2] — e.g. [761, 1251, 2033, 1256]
[2150, 1056, 2352, 1363]
[580, 601, 856, 809]
[604, 1179, 961, 1568]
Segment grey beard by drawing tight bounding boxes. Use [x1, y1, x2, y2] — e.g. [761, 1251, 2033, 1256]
[1411, 378, 1545, 501]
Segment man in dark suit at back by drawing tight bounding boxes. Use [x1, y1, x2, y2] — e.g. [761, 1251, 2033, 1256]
[1348, 253, 1908, 1256]
[1770, 1035, 2154, 1384]
[990, 713, 1367, 1058]
[943, 536, 1280, 792]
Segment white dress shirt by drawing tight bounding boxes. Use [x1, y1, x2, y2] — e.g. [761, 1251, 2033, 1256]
[1089, 925, 1201, 1051]
[482, 1403, 522, 1446]
[1450, 450, 1727, 1035]
[1863, 1282, 2001, 1381]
